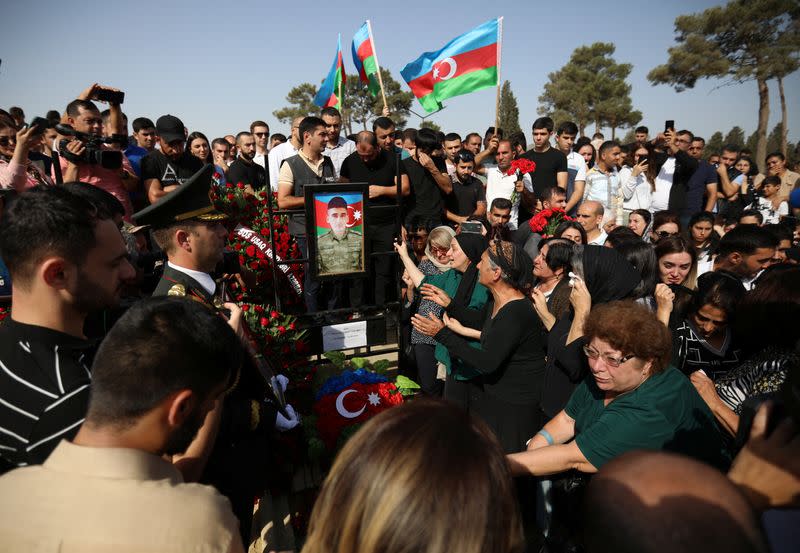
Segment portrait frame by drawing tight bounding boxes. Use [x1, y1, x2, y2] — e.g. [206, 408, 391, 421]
[304, 182, 370, 280]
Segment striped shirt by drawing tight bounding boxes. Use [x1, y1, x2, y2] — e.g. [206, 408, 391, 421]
[323, 135, 357, 178]
[0, 319, 94, 471]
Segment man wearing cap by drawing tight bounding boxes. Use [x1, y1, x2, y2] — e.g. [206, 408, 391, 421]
[132, 165, 299, 543]
[141, 115, 203, 204]
[316, 196, 363, 275]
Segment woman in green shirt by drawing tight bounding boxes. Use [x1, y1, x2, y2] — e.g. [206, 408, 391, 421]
[395, 232, 489, 408]
[508, 300, 729, 476]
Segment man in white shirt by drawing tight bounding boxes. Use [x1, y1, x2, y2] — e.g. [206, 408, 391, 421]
[577, 200, 607, 245]
[250, 120, 270, 169]
[555, 121, 587, 215]
[321, 107, 356, 177]
[583, 141, 621, 215]
[268, 116, 303, 191]
[485, 140, 523, 229]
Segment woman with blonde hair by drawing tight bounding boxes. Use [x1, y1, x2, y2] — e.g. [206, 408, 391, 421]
[302, 400, 523, 553]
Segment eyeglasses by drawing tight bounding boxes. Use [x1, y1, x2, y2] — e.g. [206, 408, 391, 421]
[254, 132, 268, 137]
[0, 136, 17, 147]
[583, 345, 635, 368]
[654, 230, 679, 239]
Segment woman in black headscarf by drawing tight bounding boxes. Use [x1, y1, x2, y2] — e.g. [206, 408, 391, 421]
[412, 240, 547, 454]
[540, 245, 641, 419]
[395, 232, 490, 405]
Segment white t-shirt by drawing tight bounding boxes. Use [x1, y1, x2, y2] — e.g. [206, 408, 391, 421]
[651, 157, 675, 212]
[748, 196, 788, 225]
[486, 167, 520, 229]
[588, 230, 608, 246]
[268, 141, 299, 190]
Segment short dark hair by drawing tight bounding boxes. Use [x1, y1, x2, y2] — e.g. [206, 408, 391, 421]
[300, 116, 326, 141]
[532, 117, 554, 132]
[490, 197, 512, 211]
[541, 185, 566, 203]
[9, 106, 24, 119]
[211, 137, 230, 150]
[444, 132, 461, 143]
[541, 238, 575, 274]
[415, 128, 440, 154]
[455, 149, 475, 164]
[484, 127, 503, 138]
[132, 117, 155, 133]
[692, 270, 746, 317]
[62, 182, 125, 220]
[606, 226, 643, 249]
[722, 144, 741, 154]
[598, 140, 620, 156]
[738, 209, 764, 225]
[66, 99, 99, 118]
[86, 297, 243, 427]
[0, 186, 110, 288]
[235, 131, 252, 144]
[372, 116, 395, 132]
[509, 132, 527, 152]
[556, 121, 579, 136]
[762, 175, 781, 187]
[676, 129, 694, 141]
[46, 110, 61, 125]
[401, 128, 418, 143]
[270, 133, 287, 143]
[320, 106, 341, 119]
[766, 152, 785, 162]
[592, 132, 604, 140]
[692, 136, 706, 145]
[554, 220, 588, 244]
[634, 126, 648, 134]
[464, 132, 481, 144]
[249, 120, 269, 132]
[717, 224, 777, 258]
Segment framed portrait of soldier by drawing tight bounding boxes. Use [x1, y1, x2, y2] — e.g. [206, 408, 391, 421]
[304, 183, 369, 279]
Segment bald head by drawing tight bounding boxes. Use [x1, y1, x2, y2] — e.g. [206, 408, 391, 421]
[356, 131, 379, 162]
[584, 451, 767, 553]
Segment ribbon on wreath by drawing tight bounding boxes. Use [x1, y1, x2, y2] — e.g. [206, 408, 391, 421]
[235, 224, 304, 297]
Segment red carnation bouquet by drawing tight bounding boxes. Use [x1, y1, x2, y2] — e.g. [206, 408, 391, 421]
[505, 158, 536, 204]
[528, 208, 574, 238]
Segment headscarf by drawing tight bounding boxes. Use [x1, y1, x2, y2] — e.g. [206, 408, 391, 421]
[488, 239, 534, 294]
[575, 245, 640, 304]
[423, 226, 456, 271]
[452, 232, 488, 307]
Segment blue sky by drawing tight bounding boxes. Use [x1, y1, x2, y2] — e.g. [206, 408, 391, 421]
[2, 0, 797, 145]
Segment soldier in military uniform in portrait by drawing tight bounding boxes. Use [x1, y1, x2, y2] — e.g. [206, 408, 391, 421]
[316, 196, 363, 275]
[133, 164, 299, 546]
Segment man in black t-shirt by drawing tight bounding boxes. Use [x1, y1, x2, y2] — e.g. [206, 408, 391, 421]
[340, 131, 410, 305]
[402, 128, 452, 225]
[445, 149, 486, 227]
[226, 131, 267, 191]
[141, 115, 203, 204]
[518, 117, 568, 198]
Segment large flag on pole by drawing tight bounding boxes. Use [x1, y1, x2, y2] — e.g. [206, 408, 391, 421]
[314, 34, 346, 109]
[351, 21, 381, 97]
[400, 19, 500, 112]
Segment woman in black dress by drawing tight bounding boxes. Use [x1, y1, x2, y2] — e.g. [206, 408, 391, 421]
[412, 240, 546, 454]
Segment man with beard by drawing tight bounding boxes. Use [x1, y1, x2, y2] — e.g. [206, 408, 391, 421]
[316, 196, 363, 275]
[445, 149, 486, 226]
[226, 132, 267, 191]
[136, 165, 298, 543]
[0, 297, 246, 552]
[141, 114, 203, 204]
[485, 139, 524, 229]
[0, 187, 136, 471]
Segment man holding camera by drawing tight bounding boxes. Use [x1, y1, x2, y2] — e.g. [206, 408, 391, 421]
[56, 84, 138, 220]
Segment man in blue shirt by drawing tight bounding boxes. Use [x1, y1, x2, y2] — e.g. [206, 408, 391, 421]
[683, 136, 719, 224]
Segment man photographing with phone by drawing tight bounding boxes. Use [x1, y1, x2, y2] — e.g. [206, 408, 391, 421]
[55, 83, 138, 220]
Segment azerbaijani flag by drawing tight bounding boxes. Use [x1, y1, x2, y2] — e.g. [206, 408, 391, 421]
[400, 19, 500, 112]
[351, 21, 381, 97]
[314, 35, 346, 110]
[314, 192, 363, 237]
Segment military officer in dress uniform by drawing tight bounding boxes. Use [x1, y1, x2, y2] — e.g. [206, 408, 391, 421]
[133, 164, 299, 546]
[316, 196, 363, 274]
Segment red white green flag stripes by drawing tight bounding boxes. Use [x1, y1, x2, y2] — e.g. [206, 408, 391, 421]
[313, 34, 346, 110]
[351, 21, 381, 97]
[400, 19, 501, 112]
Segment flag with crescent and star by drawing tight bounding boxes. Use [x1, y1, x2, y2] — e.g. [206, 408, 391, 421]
[314, 192, 363, 237]
[400, 18, 499, 112]
[313, 369, 403, 448]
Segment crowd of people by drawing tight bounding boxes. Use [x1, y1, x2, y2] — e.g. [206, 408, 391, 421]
[0, 84, 798, 553]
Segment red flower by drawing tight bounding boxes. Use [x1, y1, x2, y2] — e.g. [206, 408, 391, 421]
[260, 228, 270, 236]
[278, 326, 286, 334]
[226, 193, 235, 201]
[259, 317, 269, 327]
[288, 322, 296, 330]
[242, 304, 249, 312]
[249, 261, 259, 270]
[505, 158, 536, 176]
[245, 245, 256, 257]
[225, 182, 233, 189]
[270, 310, 280, 319]
[236, 182, 245, 189]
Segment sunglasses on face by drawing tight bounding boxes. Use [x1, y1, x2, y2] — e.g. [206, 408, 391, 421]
[254, 132, 268, 137]
[0, 136, 17, 147]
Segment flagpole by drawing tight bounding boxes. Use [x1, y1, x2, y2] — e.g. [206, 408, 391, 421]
[367, 19, 389, 110]
[494, 16, 504, 136]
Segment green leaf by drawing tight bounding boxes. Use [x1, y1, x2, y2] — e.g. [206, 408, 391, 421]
[323, 351, 346, 369]
[350, 357, 368, 369]
[372, 359, 391, 374]
[395, 375, 421, 390]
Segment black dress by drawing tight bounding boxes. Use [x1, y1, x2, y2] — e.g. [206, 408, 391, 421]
[435, 298, 546, 453]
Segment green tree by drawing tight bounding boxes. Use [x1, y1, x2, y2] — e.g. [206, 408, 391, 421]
[745, 130, 760, 155]
[648, 0, 800, 166]
[621, 129, 636, 144]
[497, 81, 522, 136]
[539, 42, 640, 137]
[723, 126, 746, 148]
[767, 123, 785, 154]
[420, 120, 441, 132]
[273, 70, 414, 135]
[707, 131, 724, 155]
[341, 69, 414, 136]
[272, 83, 320, 124]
